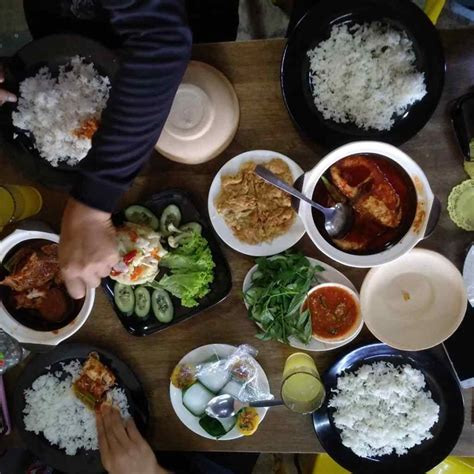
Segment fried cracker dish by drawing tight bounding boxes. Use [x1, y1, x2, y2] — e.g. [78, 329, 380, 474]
[215, 159, 296, 244]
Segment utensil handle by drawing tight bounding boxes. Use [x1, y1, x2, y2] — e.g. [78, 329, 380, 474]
[424, 196, 441, 239]
[249, 399, 284, 408]
[255, 165, 325, 213]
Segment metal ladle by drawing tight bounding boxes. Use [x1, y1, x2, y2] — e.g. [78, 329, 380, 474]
[205, 394, 284, 419]
[255, 165, 353, 238]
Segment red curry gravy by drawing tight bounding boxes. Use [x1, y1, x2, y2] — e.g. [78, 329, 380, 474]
[305, 286, 359, 340]
[313, 153, 417, 254]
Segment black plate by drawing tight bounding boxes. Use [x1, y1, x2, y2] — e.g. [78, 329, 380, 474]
[452, 92, 474, 161]
[313, 343, 464, 474]
[13, 343, 149, 474]
[102, 189, 233, 336]
[281, 0, 445, 148]
[0, 34, 118, 189]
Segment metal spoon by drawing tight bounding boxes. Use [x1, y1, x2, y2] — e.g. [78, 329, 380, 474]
[205, 394, 284, 419]
[255, 165, 353, 238]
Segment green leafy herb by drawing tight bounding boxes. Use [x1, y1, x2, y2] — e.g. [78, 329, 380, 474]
[148, 232, 215, 308]
[244, 252, 323, 344]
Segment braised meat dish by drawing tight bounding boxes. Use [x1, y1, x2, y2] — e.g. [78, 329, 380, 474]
[314, 154, 416, 253]
[0, 243, 70, 322]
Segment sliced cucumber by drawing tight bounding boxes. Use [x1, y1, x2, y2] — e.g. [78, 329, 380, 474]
[134, 286, 151, 318]
[182, 383, 214, 417]
[124, 205, 159, 230]
[199, 415, 235, 438]
[114, 282, 135, 316]
[180, 222, 202, 234]
[160, 205, 181, 236]
[151, 288, 174, 323]
[197, 363, 231, 393]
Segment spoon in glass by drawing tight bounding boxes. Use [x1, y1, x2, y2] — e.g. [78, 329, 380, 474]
[255, 165, 353, 238]
[205, 394, 284, 419]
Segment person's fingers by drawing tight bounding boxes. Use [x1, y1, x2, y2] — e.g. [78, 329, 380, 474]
[0, 89, 17, 105]
[97, 266, 112, 278]
[125, 417, 145, 445]
[104, 406, 131, 451]
[96, 411, 111, 460]
[64, 276, 86, 299]
[86, 274, 101, 289]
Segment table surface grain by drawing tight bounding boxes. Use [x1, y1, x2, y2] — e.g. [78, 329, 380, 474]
[1, 32, 473, 455]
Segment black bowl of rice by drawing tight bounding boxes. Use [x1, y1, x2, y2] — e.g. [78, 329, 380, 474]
[281, 0, 445, 147]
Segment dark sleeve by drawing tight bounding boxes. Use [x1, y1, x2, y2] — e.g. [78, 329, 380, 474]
[71, 0, 192, 213]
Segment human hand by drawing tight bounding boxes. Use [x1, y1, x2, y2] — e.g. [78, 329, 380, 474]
[96, 405, 166, 474]
[0, 64, 17, 105]
[59, 198, 119, 299]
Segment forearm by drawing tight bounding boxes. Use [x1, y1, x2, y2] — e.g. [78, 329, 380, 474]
[72, 0, 192, 212]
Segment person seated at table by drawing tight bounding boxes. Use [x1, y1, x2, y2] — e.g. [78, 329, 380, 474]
[0, 0, 239, 301]
[96, 404, 258, 474]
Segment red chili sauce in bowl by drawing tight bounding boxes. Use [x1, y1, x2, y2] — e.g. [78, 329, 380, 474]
[305, 285, 359, 341]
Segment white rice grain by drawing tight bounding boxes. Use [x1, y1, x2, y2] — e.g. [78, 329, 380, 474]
[12, 56, 110, 167]
[307, 22, 427, 131]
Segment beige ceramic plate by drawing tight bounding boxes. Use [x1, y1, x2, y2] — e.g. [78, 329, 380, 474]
[155, 61, 239, 164]
[360, 248, 467, 351]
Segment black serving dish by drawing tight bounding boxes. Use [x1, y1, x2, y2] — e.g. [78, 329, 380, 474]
[313, 343, 464, 474]
[13, 343, 149, 474]
[102, 189, 232, 336]
[281, 0, 445, 148]
[0, 34, 118, 189]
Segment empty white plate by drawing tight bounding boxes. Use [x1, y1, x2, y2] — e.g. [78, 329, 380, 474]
[360, 248, 467, 351]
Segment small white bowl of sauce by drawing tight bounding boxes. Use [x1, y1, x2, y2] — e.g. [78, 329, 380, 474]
[303, 282, 363, 344]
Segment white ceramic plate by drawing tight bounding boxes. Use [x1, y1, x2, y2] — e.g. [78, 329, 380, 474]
[360, 248, 467, 351]
[242, 257, 363, 352]
[208, 150, 305, 257]
[169, 344, 270, 441]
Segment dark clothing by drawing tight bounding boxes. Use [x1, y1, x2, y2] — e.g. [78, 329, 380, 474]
[71, 0, 192, 212]
[23, 0, 239, 213]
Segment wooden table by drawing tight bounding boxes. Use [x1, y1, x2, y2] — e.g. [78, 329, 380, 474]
[2, 31, 474, 456]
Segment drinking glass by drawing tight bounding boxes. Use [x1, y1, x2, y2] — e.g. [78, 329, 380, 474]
[281, 352, 326, 414]
[0, 185, 42, 230]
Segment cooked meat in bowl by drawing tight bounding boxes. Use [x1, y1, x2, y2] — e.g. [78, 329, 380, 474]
[0, 240, 82, 331]
[313, 153, 417, 254]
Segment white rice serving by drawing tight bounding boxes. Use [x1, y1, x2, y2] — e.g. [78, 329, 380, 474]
[328, 361, 439, 458]
[23, 359, 129, 456]
[12, 55, 110, 167]
[307, 22, 427, 131]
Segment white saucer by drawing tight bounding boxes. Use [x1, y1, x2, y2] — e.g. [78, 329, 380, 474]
[208, 150, 305, 257]
[155, 61, 239, 164]
[360, 248, 467, 351]
[242, 257, 363, 351]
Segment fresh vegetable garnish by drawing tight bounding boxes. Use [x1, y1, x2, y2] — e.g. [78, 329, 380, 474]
[151, 288, 174, 323]
[134, 286, 151, 318]
[236, 407, 259, 436]
[124, 205, 159, 230]
[114, 282, 135, 316]
[160, 204, 182, 236]
[244, 252, 322, 344]
[131, 266, 145, 281]
[171, 363, 197, 389]
[150, 231, 215, 308]
[123, 250, 138, 266]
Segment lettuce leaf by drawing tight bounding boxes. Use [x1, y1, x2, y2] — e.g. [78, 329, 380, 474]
[156, 232, 215, 307]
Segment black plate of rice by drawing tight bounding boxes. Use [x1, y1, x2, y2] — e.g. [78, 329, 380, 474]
[313, 343, 464, 474]
[281, 0, 445, 148]
[0, 34, 118, 189]
[13, 343, 149, 474]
